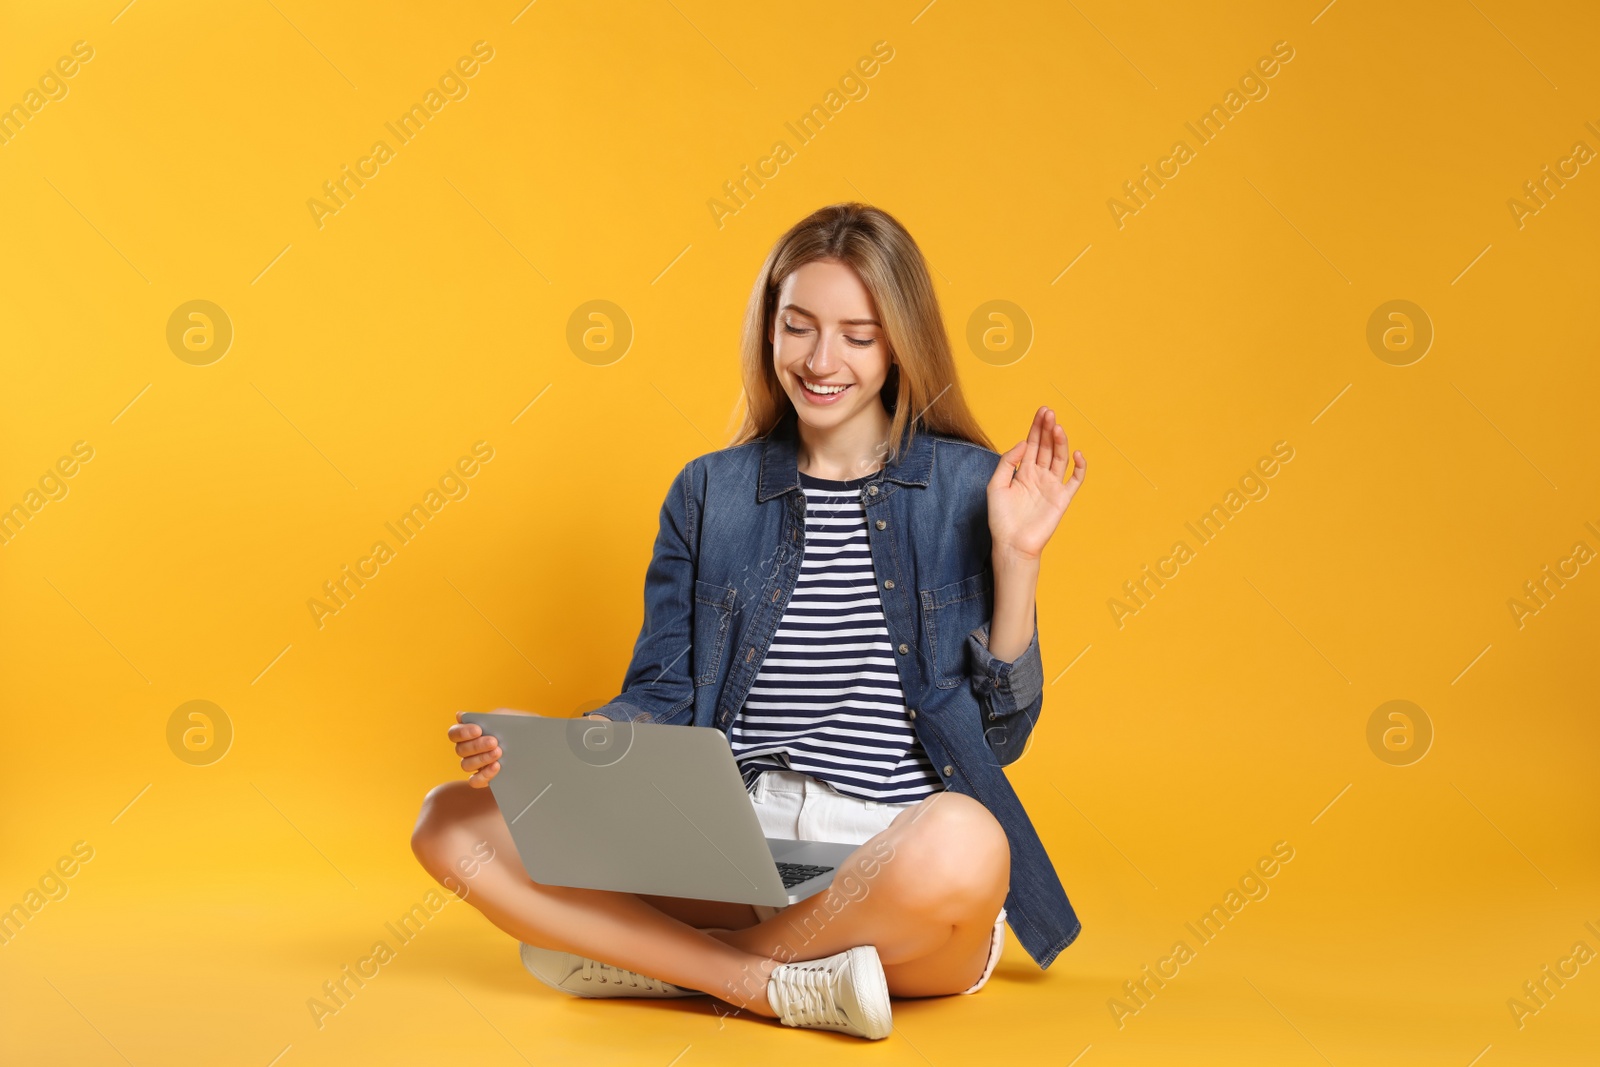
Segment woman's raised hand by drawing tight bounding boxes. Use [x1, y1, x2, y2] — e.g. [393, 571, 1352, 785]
[986, 405, 1086, 562]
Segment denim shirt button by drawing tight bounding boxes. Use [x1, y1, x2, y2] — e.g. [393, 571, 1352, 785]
[875, 519, 886, 530]
[942, 764, 953, 776]
[868, 485, 879, 495]
[907, 708, 917, 720]
[883, 579, 894, 589]
[897, 643, 909, 654]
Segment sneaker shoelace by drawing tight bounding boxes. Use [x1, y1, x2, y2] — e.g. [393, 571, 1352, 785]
[770, 958, 847, 1028]
[577, 955, 675, 993]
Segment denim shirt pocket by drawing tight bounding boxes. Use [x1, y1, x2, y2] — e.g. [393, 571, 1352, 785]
[920, 569, 994, 689]
[692, 579, 737, 685]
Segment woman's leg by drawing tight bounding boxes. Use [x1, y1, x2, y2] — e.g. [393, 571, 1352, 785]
[706, 790, 1011, 997]
[409, 780, 780, 1015]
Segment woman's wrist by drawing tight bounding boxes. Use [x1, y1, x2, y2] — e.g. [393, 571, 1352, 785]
[988, 547, 1041, 663]
[993, 542, 1042, 574]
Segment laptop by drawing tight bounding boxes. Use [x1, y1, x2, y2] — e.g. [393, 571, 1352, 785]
[457, 711, 859, 907]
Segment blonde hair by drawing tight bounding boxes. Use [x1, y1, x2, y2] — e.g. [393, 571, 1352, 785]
[727, 202, 995, 464]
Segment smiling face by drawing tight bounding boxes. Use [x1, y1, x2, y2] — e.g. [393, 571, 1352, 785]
[770, 257, 894, 434]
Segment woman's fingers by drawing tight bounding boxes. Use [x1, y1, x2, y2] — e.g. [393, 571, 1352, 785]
[454, 733, 499, 757]
[989, 438, 1028, 490]
[1065, 450, 1088, 496]
[451, 711, 501, 785]
[451, 711, 499, 775]
[1036, 409, 1057, 472]
[1048, 424, 1070, 481]
[1021, 405, 1045, 468]
[447, 721, 483, 743]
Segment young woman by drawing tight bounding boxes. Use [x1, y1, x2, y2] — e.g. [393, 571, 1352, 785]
[411, 202, 1087, 1040]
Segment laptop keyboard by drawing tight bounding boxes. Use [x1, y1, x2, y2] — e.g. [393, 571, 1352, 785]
[775, 861, 835, 888]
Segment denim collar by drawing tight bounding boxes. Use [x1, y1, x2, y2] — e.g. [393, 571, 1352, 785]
[757, 408, 933, 502]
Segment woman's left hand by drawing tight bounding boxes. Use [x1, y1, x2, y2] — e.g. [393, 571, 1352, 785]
[987, 406, 1087, 562]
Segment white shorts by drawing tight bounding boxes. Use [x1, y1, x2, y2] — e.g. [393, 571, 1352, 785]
[745, 768, 1006, 996]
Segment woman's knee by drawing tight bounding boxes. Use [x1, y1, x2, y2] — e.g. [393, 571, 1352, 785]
[873, 792, 1010, 915]
[410, 781, 485, 868]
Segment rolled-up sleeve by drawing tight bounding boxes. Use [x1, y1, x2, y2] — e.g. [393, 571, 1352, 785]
[966, 608, 1045, 767]
[966, 616, 1044, 721]
[588, 463, 699, 728]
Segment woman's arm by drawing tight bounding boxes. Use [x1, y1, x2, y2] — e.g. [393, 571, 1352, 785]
[987, 549, 1040, 664]
[985, 405, 1086, 627]
[965, 552, 1046, 747]
[588, 461, 703, 726]
[971, 406, 1086, 749]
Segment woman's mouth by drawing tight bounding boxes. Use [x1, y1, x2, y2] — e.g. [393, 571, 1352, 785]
[799, 378, 852, 405]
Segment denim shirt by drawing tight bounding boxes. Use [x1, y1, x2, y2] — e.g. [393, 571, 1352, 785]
[591, 409, 1083, 969]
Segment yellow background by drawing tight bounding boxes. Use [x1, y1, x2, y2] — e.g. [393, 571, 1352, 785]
[2, 1, 1597, 1063]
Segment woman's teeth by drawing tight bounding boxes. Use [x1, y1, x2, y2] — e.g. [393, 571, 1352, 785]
[802, 380, 850, 395]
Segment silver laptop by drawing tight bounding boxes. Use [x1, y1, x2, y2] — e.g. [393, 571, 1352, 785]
[458, 711, 860, 907]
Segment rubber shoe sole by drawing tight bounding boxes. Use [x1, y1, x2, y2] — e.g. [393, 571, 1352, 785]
[519, 942, 705, 998]
[766, 944, 892, 1039]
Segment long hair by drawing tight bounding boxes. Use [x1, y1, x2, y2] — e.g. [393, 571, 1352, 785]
[726, 203, 995, 464]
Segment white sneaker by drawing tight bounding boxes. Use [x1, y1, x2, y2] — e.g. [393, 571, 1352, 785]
[765, 945, 892, 1040]
[519, 942, 705, 998]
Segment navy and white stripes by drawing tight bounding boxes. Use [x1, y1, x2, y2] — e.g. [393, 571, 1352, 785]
[729, 470, 945, 803]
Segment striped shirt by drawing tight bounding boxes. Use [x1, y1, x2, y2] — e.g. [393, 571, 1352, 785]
[729, 469, 945, 803]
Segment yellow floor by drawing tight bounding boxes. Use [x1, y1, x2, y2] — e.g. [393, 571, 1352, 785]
[4, 767, 1595, 1065]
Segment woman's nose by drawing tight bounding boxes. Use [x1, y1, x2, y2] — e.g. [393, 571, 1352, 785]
[807, 333, 844, 374]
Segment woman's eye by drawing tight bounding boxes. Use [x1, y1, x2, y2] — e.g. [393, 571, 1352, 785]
[781, 323, 873, 346]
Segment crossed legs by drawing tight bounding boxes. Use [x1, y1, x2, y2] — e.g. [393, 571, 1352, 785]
[410, 780, 1009, 1015]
